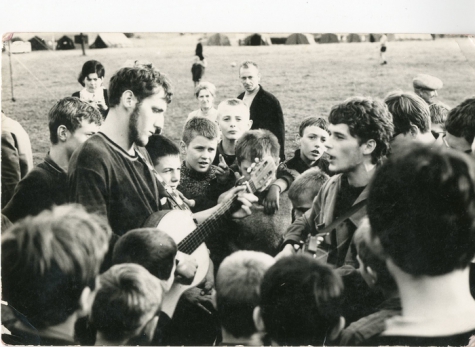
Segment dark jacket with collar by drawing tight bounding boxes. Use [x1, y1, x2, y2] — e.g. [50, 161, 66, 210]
[237, 85, 285, 160]
[283, 173, 369, 267]
[2, 154, 69, 223]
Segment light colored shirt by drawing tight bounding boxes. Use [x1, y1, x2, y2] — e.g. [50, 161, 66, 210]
[186, 107, 218, 123]
[242, 86, 260, 107]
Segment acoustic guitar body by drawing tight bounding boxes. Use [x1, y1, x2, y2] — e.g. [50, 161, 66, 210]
[142, 209, 210, 317]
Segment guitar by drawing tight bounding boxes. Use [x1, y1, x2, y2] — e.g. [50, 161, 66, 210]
[299, 199, 367, 263]
[142, 157, 277, 317]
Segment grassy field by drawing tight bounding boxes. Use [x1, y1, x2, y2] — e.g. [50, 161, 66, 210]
[2, 34, 475, 165]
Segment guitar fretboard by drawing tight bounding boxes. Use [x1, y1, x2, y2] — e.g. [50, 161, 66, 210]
[178, 196, 237, 254]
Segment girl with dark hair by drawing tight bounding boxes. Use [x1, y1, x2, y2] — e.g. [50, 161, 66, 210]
[72, 60, 109, 117]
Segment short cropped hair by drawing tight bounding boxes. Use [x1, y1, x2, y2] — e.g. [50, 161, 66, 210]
[182, 117, 219, 146]
[217, 98, 250, 118]
[108, 65, 173, 108]
[78, 60, 105, 86]
[49, 97, 103, 144]
[259, 255, 343, 346]
[113, 228, 177, 281]
[91, 263, 163, 342]
[429, 103, 450, 125]
[235, 129, 280, 165]
[216, 251, 275, 338]
[288, 167, 329, 203]
[194, 81, 216, 98]
[354, 218, 397, 292]
[240, 61, 259, 71]
[384, 90, 430, 135]
[1, 205, 111, 329]
[445, 97, 475, 144]
[298, 117, 329, 136]
[329, 96, 394, 164]
[146, 134, 180, 166]
[368, 145, 475, 276]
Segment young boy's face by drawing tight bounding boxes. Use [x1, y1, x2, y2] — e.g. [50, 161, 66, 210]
[290, 192, 314, 220]
[154, 155, 181, 189]
[218, 104, 252, 141]
[299, 125, 329, 164]
[183, 135, 218, 173]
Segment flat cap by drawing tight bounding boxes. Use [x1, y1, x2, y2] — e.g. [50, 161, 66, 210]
[413, 74, 443, 90]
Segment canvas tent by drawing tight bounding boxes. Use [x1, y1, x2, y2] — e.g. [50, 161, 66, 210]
[286, 33, 315, 45]
[56, 35, 75, 50]
[28, 36, 48, 50]
[242, 33, 272, 46]
[206, 33, 231, 46]
[347, 33, 362, 43]
[90, 33, 133, 49]
[319, 33, 339, 44]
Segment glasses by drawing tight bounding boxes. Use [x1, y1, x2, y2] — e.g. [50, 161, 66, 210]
[442, 135, 472, 154]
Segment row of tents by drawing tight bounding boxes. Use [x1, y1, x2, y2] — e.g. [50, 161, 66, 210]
[207, 33, 435, 46]
[10, 33, 133, 51]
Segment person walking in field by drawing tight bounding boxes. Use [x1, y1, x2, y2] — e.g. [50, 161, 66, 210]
[380, 34, 388, 65]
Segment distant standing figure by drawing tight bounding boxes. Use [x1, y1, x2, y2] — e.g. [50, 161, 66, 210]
[195, 39, 204, 60]
[73, 60, 109, 118]
[237, 61, 286, 161]
[380, 34, 388, 65]
[1, 111, 34, 208]
[187, 82, 218, 122]
[191, 56, 207, 88]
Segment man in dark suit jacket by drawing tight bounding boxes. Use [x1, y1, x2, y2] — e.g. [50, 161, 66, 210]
[237, 61, 285, 160]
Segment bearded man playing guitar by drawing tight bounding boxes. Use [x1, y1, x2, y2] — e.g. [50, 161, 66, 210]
[69, 63, 257, 267]
[278, 97, 393, 268]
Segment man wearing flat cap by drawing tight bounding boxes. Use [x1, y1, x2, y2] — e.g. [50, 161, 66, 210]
[413, 74, 443, 105]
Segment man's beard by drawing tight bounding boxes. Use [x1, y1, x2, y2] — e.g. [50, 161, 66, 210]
[128, 104, 147, 147]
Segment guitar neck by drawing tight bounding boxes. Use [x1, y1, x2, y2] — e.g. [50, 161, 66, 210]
[177, 179, 259, 254]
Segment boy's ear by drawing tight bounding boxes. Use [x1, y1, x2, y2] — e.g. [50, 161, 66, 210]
[57, 125, 70, 143]
[77, 277, 100, 318]
[180, 141, 187, 155]
[328, 316, 345, 341]
[121, 90, 137, 109]
[409, 123, 421, 137]
[362, 139, 376, 156]
[247, 119, 253, 130]
[294, 134, 301, 147]
[253, 306, 266, 333]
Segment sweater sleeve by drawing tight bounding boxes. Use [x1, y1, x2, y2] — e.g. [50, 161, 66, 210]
[271, 99, 286, 161]
[1, 132, 21, 208]
[2, 171, 51, 223]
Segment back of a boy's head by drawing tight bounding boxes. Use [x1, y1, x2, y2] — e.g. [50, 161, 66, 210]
[49, 97, 103, 144]
[429, 103, 450, 125]
[288, 167, 329, 203]
[112, 228, 177, 281]
[259, 255, 343, 346]
[216, 251, 275, 338]
[368, 144, 475, 276]
[217, 98, 250, 119]
[445, 97, 475, 144]
[91, 263, 163, 342]
[354, 218, 397, 292]
[145, 134, 180, 166]
[298, 116, 329, 136]
[1, 204, 111, 329]
[384, 90, 430, 135]
[182, 117, 219, 146]
[235, 129, 280, 165]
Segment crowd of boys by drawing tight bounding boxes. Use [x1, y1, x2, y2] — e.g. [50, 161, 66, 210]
[2, 60, 475, 346]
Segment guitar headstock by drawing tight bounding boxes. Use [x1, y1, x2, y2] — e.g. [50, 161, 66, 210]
[245, 156, 277, 193]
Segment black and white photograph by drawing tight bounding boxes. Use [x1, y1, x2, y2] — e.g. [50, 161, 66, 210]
[1, 1, 475, 345]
